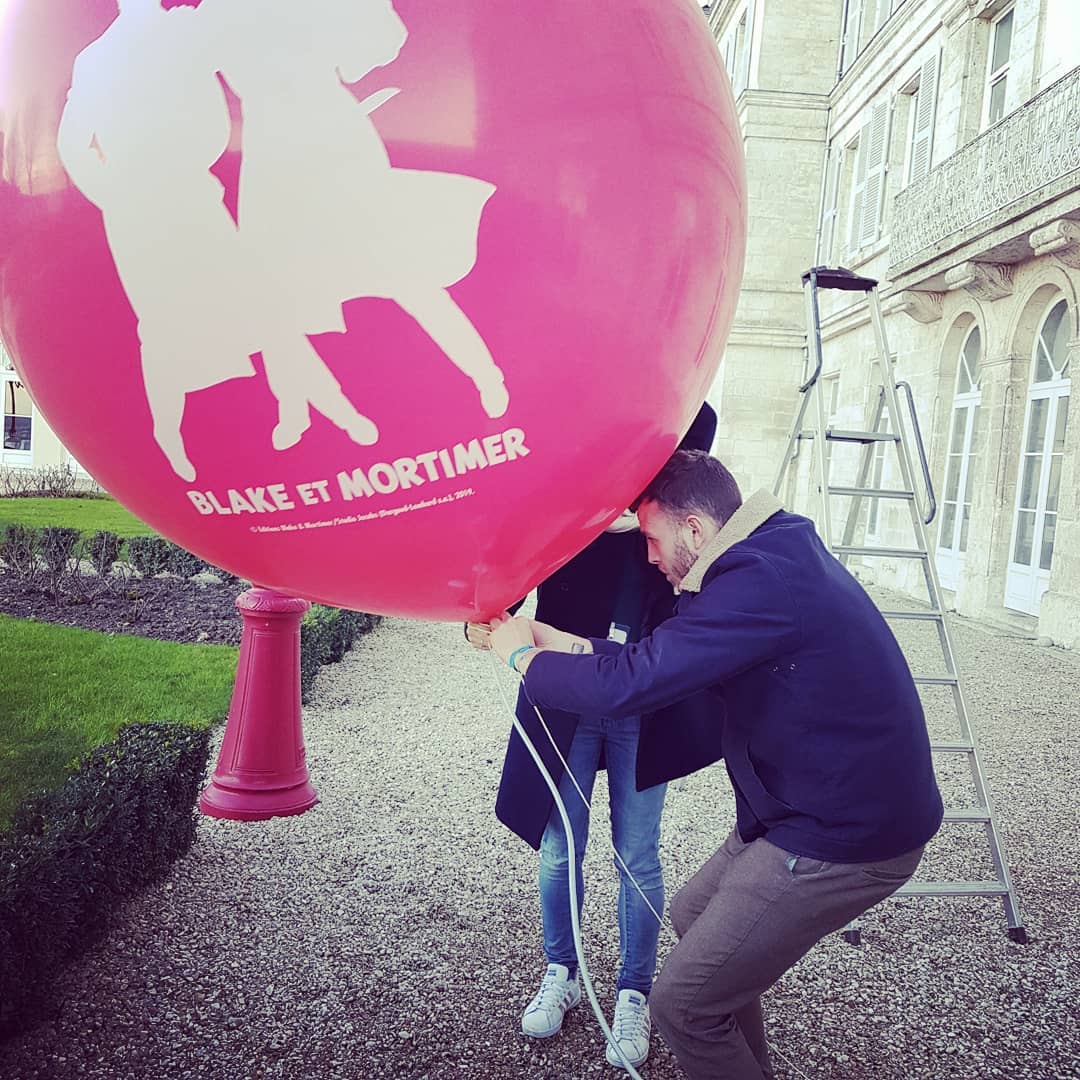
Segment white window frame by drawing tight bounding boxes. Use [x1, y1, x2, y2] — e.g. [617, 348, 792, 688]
[741, 0, 757, 96]
[718, 1, 755, 97]
[720, 25, 738, 82]
[936, 325, 983, 591]
[839, 0, 900, 74]
[819, 145, 843, 265]
[983, 5, 1014, 129]
[838, 0, 860, 76]
[1005, 298, 1071, 615]
[873, 0, 894, 39]
[732, 11, 749, 95]
[822, 372, 841, 455]
[1, 342, 32, 469]
[819, 372, 843, 503]
[846, 130, 866, 258]
[862, 0, 894, 53]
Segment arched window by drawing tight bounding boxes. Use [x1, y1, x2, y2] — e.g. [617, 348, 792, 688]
[936, 324, 982, 590]
[1005, 298, 1071, 615]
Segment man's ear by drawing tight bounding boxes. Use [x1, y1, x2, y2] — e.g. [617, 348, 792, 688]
[685, 514, 709, 551]
[685, 512, 722, 551]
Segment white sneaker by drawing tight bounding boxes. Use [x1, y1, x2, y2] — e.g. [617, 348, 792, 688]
[605, 989, 651, 1069]
[521, 963, 581, 1038]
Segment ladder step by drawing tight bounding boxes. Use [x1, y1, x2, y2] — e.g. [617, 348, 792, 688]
[833, 545, 928, 559]
[880, 609, 944, 621]
[896, 880, 1007, 898]
[913, 673, 959, 686]
[828, 485, 915, 500]
[943, 807, 992, 823]
[930, 740, 975, 753]
[825, 429, 901, 443]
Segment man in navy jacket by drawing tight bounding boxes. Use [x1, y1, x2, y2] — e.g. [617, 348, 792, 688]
[490, 450, 943, 1080]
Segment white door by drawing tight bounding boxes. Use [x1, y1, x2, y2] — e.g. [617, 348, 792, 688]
[936, 325, 982, 591]
[1005, 299, 1071, 615]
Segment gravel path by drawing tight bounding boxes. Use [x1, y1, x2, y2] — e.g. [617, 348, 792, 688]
[1, 609, 1077, 1080]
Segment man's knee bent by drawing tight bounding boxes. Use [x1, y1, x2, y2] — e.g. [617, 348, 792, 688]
[669, 884, 700, 938]
[653, 970, 747, 1064]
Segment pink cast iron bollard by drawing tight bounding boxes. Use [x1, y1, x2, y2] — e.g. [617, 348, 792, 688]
[199, 587, 319, 820]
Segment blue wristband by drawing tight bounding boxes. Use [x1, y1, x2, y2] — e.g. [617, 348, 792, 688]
[508, 645, 536, 673]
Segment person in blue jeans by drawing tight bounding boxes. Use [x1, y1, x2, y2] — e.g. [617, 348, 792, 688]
[533, 708, 667, 1067]
[468, 405, 720, 1069]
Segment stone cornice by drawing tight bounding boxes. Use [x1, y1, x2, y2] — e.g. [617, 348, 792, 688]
[1030, 220, 1080, 269]
[885, 290, 945, 323]
[725, 325, 806, 350]
[740, 89, 831, 112]
[943, 261, 1015, 301]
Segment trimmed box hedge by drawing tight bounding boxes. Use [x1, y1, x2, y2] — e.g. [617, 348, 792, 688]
[0, 723, 211, 1037]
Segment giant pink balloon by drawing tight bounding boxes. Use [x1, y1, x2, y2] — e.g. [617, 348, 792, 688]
[0, 0, 745, 620]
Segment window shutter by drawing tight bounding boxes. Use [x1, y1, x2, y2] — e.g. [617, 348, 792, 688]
[838, 0, 853, 74]
[859, 99, 891, 248]
[909, 50, 939, 184]
[848, 119, 870, 255]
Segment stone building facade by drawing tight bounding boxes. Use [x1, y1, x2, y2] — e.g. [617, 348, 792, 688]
[704, 0, 1079, 648]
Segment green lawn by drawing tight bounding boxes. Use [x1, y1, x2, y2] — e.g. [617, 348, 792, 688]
[0, 497, 154, 538]
[0, 616, 237, 826]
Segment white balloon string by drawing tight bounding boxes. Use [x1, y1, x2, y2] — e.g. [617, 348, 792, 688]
[523, 695, 671, 938]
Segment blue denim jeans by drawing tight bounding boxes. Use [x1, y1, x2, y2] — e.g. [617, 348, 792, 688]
[538, 713, 667, 996]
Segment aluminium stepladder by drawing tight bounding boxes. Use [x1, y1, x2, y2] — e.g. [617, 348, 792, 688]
[773, 265, 1027, 944]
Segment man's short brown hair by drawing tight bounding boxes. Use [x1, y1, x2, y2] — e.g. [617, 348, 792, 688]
[634, 450, 743, 527]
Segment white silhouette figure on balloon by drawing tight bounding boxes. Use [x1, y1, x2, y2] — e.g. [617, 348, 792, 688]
[57, 0, 508, 482]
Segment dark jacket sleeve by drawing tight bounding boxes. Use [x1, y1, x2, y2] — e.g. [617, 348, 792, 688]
[524, 552, 800, 718]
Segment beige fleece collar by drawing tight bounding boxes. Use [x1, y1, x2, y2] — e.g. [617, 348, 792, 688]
[677, 489, 784, 594]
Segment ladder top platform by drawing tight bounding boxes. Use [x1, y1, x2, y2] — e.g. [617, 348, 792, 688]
[802, 266, 879, 292]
